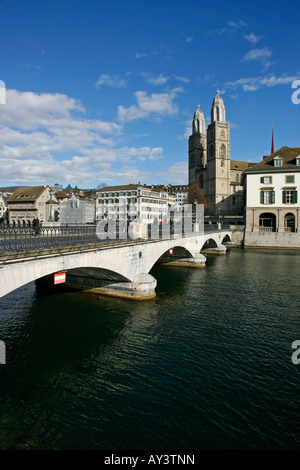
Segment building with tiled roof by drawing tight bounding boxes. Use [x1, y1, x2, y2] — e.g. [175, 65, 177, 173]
[243, 146, 300, 236]
[6, 185, 58, 225]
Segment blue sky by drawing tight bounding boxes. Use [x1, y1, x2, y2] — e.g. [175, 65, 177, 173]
[0, 0, 299, 188]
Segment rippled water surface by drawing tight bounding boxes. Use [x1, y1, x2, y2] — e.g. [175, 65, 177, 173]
[0, 248, 300, 450]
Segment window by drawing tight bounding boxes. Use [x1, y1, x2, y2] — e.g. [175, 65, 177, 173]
[296, 157, 300, 166]
[274, 157, 283, 167]
[219, 144, 226, 157]
[286, 175, 295, 183]
[282, 190, 298, 204]
[260, 176, 272, 184]
[260, 190, 275, 204]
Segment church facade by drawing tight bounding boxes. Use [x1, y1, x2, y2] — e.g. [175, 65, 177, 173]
[188, 91, 254, 216]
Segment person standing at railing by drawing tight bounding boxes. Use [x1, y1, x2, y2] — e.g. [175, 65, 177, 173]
[33, 216, 40, 235]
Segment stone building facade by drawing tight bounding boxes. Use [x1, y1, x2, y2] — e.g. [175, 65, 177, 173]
[6, 185, 58, 225]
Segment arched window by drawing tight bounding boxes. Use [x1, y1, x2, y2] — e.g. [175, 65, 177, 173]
[285, 213, 295, 232]
[259, 212, 276, 232]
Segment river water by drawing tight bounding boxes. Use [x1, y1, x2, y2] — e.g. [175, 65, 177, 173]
[0, 248, 300, 450]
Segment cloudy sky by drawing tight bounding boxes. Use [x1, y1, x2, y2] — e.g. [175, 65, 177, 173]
[0, 0, 299, 188]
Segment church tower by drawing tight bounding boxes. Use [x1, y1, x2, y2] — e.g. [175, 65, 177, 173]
[188, 104, 207, 192]
[206, 90, 231, 216]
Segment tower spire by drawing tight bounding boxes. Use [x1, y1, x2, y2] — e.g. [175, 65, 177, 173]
[271, 123, 274, 154]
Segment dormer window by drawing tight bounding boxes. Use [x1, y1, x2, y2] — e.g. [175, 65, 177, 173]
[274, 157, 283, 167]
[296, 156, 300, 166]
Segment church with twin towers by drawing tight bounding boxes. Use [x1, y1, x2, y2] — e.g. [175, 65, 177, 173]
[188, 90, 254, 217]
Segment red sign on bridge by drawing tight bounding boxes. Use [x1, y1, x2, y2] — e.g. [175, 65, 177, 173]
[54, 272, 66, 284]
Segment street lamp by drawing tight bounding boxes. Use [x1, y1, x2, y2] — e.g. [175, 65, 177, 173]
[137, 182, 142, 222]
[217, 205, 221, 230]
[48, 188, 54, 223]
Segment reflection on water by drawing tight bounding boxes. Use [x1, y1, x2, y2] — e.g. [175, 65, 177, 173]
[0, 249, 300, 449]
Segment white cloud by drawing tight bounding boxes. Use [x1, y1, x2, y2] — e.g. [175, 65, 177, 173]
[224, 74, 300, 92]
[164, 161, 188, 184]
[117, 88, 183, 123]
[135, 52, 149, 59]
[177, 119, 192, 141]
[96, 73, 129, 88]
[227, 20, 247, 30]
[242, 47, 273, 70]
[244, 32, 261, 45]
[0, 88, 168, 186]
[142, 73, 170, 86]
[208, 19, 247, 36]
[174, 75, 190, 84]
[197, 73, 216, 84]
[142, 73, 190, 86]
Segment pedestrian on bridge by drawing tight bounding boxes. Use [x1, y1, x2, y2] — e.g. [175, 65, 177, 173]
[33, 216, 40, 235]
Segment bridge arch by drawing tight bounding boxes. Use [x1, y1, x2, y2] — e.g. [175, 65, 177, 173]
[222, 234, 231, 244]
[0, 249, 135, 299]
[142, 240, 202, 274]
[153, 245, 193, 267]
[201, 238, 219, 250]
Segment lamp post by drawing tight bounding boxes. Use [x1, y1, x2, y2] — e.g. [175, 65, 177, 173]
[48, 188, 54, 223]
[137, 182, 142, 222]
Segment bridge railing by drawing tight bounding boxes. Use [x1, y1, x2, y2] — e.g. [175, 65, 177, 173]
[0, 222, 228, 253]
[0, 224, 100, 252]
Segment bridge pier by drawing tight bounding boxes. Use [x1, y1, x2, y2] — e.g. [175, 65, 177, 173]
[201, 244, 227, 255]
[81, 273, 157, 300]
[157, 251, 206, 268]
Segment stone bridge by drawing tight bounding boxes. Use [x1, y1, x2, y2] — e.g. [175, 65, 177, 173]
[0, 229, 232, 300]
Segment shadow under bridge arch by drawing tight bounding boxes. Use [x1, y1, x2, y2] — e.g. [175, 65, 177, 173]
[145, 241, 206, 271]
[154, 246, 194, 266]
[35, 266, 131, 292]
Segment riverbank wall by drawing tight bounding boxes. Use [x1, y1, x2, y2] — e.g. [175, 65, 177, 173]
[244, 231, 300, 249]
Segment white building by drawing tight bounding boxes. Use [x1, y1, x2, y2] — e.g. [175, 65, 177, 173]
[0, 193, 7, 221]
[169, 185, 189, 209]
[60, 197, 96, 224]
[244, 146, 300, 233]
[96, 183, 173, 223]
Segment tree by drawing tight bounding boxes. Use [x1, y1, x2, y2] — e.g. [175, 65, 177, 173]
[187, 180, 208, 209]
